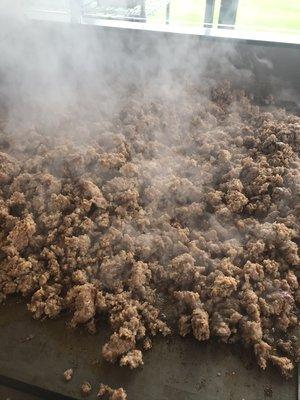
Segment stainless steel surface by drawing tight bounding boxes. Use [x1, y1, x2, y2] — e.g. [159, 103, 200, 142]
[0, 299, 297, 400]
[0, 384, 42, 400]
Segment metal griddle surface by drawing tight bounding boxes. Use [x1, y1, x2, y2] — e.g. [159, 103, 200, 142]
[0, 299, 297, 400]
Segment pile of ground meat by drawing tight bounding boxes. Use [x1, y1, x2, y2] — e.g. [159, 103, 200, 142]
[0, 82, 299, 379]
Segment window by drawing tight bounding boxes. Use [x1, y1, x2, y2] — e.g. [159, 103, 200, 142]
[24, 0, 300, 42]
[235, 0, 300, 35]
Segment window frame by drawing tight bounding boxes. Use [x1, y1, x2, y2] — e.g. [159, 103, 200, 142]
[25, 0, 300, 46]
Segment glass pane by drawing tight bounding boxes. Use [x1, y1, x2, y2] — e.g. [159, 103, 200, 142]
[169, 0, 205, 25]
[83, 0, 144, 20]
[145, 0, 169, 23]
[81, 1, 209, 32]
[235, 0, 300, 34]
[149, 0, 205, 26]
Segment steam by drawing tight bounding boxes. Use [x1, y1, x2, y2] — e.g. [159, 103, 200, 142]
[0, 1, 298, 238]
[0, 5, 256, 132]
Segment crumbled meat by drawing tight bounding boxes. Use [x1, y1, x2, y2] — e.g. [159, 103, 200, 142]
[211, 275, 238, 298]
[81, 381, 92, 397]
[142, 337, 152, 350]
[102, 333, 135, 363]
[0, 82, 299, 379]
[269, 355, 294, 379]
[226, 191, 248, 213]
[191, 308, 210, 341]
[66, 284, 96, 327]
[8, 215, 36, 250]
[63, 368, 73, 382]
[120, 349, 143, 369]
[97, 383, 127, 400]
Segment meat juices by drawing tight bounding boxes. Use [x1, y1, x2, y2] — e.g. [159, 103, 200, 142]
[0, 82, 299, 379]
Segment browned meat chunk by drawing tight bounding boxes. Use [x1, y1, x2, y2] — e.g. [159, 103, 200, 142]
[81, 381, 92, 397]
[97, 383, 127, 400]
[120, 349, 144, 369]
[8, 215, 36, 250]
[63, 368, 73, 382]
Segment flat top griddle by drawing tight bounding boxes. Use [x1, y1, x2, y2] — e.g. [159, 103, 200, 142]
[0, 299, 297, 400]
